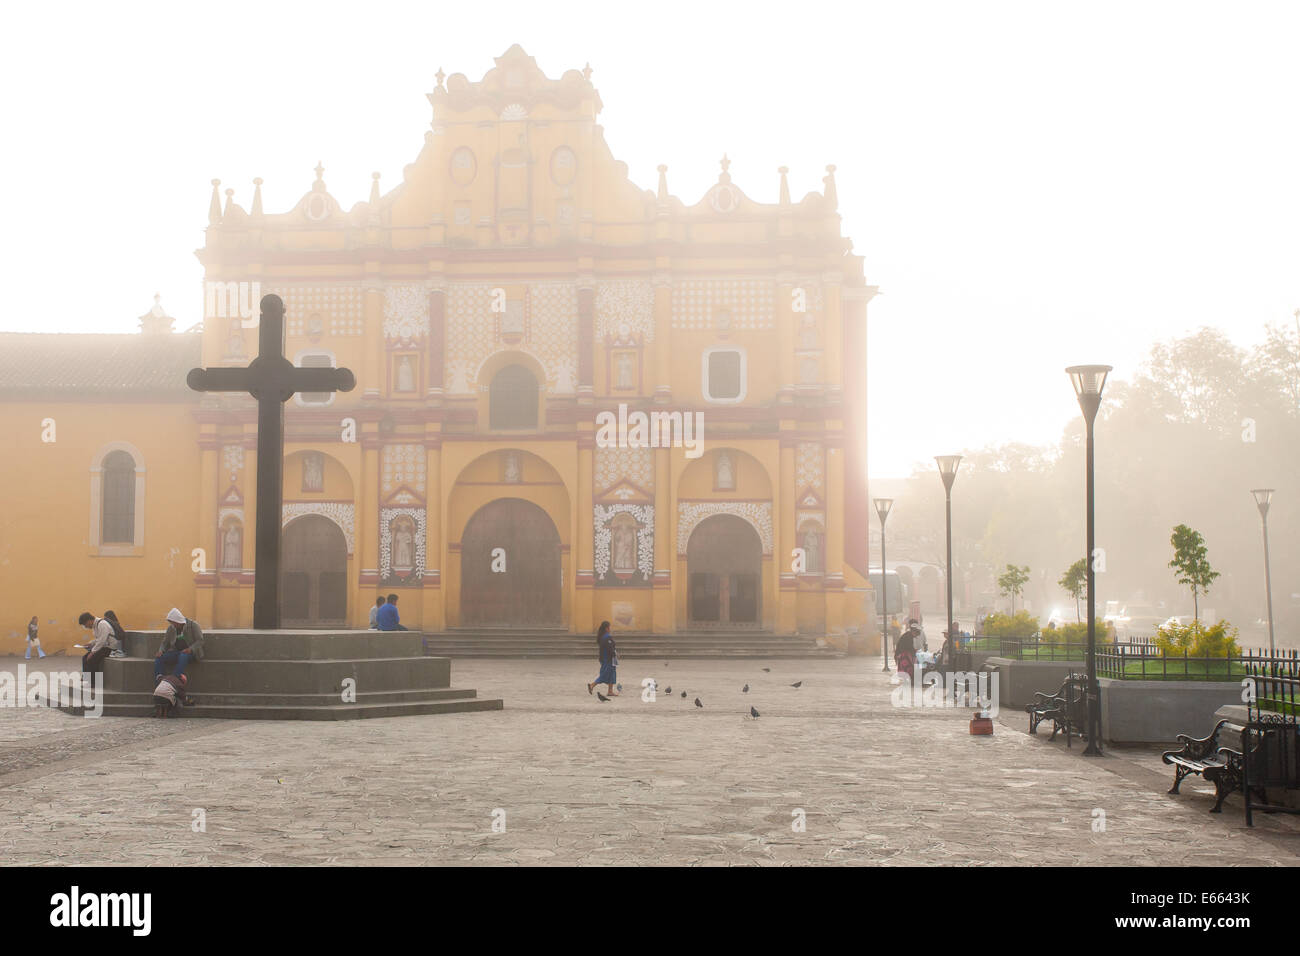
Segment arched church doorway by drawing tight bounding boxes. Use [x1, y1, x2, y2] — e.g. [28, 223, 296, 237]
[686, 514, 762, 625]
[460, 498, 562, 625]
[281, 514, 348, 627]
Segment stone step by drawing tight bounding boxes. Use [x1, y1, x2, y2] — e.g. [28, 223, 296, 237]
[121, 630, 425, 661]
[79, 686, 483, 708]
[81, 696, 503, 720]
[104, 656, 450, 695]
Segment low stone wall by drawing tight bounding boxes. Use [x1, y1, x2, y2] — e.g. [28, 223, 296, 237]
[983, 658, 1083, 710]
[1098, 678, 1242, 745]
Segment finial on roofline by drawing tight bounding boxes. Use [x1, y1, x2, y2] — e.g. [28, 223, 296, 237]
[719, 154, 731, 184]
[823, 164, 837, 210]
[208, 179, 222, 225]
[251, 178, 263, 218]
[778, 166, 790, 206]
[657, 164, 669, 203]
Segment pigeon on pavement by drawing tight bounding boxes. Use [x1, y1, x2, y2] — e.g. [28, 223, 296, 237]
[750, 706, 760, 718]
[742, 684, 749, 693]
[695, 697, 703, 708]
[597, 692, 610, 702]
[790, 681, 802, 688]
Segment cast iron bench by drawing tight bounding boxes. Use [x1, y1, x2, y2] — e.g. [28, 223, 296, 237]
[1162, 718, 1239, 812]
[1026, 673, 1088, 746]
[1216, 714, 1300, 826]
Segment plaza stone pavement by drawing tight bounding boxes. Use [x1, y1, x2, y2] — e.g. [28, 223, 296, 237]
[1, 656, 1298, 866]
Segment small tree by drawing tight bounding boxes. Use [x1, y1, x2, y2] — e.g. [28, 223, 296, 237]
[997, 564, 1031, 614]
[1058, 558, 1087, 622]
[1168, 524, 1219, 622]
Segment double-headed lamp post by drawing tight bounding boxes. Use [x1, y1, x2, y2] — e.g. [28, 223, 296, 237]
[1251, 489, 1276, 659]
[1067, 364, 1112, 757]
[935, 456, 962, 666]
[874, 497, 894, 672]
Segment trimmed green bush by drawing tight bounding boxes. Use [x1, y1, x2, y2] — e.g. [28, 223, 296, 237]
[1153, 619, 1240, 658]
[982, 610, 1040, 640]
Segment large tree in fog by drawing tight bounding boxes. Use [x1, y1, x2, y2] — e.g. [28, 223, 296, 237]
[885, 324, 1298, 628]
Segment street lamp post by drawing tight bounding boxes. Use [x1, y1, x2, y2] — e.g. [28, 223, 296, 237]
[874, 497, 894, 672]
[1067, 364, 1112, 757]
[1251, 489, 1276, 659]
[935, 456, 962, 669]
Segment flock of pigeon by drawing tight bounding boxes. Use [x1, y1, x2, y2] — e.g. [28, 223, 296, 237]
[593, 663, 802, 719]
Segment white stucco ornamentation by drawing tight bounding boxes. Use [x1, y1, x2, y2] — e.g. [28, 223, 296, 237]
[446, 281, 577, 394]
[222, 445, 244, 483]
[677, 501, 773, 555]
[594, 504, 654, 583]
[282, 502, 355, 554]
[384, 284, 428, 343]
[275, 284, 363, 337]
[671, 277, 774, 330]
[594, 446, 654, 497]
[796, 441, 824, 496]
[381, 444, 426, 500]
[596, 280, 654, 341]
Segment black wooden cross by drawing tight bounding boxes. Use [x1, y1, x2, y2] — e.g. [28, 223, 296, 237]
[188, 294, 356, 628]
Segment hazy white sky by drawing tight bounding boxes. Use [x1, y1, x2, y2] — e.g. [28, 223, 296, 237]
[2, 0, 1296, 477]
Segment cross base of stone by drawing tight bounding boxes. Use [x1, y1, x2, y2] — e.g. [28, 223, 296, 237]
[64, 630, 502, 720]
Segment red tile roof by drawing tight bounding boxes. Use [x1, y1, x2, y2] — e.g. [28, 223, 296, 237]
[0, 332, 202, 397]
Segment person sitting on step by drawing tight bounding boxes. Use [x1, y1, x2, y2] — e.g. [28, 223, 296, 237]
[375, 594, 407, 631]
[156, 608, 204, 678]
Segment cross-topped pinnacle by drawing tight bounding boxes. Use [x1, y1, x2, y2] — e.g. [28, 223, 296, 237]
[314, 161, 325, 181]
[436, 67, 446, 88]
[582, 62, 592, 81]
[187, 294, 356, 628]
[720, 154, 730, 174]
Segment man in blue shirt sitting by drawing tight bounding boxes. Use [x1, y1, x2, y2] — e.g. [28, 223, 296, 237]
[375, 593, 407, 631]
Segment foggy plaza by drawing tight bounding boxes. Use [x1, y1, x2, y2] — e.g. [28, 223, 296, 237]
[1, 0, 1299, 901]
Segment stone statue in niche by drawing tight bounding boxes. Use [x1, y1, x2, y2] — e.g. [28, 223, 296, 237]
[396, 355, 415, 392]
[221, 522, 242, 570]
[225, 318, 244, 358]
[716, 452, 735, 491]
[611, 515, 637, 573]
[799, 315, 818, 350]
[503, 452, 521, 483]
[803, 527, 822, 573]
[502, 300, 524, 335]
[303, 452, 324, 492]
[615, 352, 635, 389]
[392, 517, 414, 571]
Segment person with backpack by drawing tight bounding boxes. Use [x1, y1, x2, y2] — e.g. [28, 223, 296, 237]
[25, 616, 46, 659]
[103, 610, 128, 656]
[587, 621, 618, 697]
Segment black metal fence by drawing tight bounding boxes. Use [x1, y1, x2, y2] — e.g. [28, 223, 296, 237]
[994, 638, 1287, 685]
[1243, 649, 1300, 716]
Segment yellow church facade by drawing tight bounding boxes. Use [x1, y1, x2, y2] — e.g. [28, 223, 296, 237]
[0, 47, 878, 652]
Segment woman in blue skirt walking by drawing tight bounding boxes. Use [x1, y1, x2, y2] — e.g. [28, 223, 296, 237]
[587, 621, 618, 697]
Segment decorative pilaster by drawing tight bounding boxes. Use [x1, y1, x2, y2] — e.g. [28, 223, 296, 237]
[575, 434, 595, 632]
[652, 270, 672, 403]
[778, 439, 797, 634]
[652, 445, 673, 632]
[422, 436, 444, 630]
[363, 280, 384, 399]
[427, 281, 446, 400]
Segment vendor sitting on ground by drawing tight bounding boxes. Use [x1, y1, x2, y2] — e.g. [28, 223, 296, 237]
[156, 608, 204, 678]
